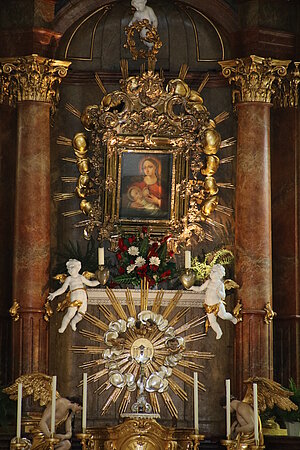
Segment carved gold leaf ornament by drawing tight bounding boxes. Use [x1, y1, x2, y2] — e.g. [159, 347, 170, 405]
[74, 285, 214, 418]
[9, 300, 20, 321]
[124, 19, 162, 61]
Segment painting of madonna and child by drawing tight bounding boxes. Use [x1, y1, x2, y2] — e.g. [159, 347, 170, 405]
[119, 152, 173, 221]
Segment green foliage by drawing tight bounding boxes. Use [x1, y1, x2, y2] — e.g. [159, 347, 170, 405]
[191, 248, 234, 283]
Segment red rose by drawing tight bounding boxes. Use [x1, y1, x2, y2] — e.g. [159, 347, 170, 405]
[161, 234, 171, 243]
[149, 264, 158, 272]
[168, 251, 174, 258]
[142, 226, 148, 233]
[116, 252, 122, 261]
[118, 267, 125, 274]
[160, 269, 171, 280]
[128, 236, 136, 244]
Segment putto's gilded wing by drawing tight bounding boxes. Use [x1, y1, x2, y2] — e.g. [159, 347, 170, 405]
[82, 271, 96, 280]
[53, 273, 68, 284]
[224, 279, 239, 290]
[3, 373, 60, 406]
[243, 377, 298, 413]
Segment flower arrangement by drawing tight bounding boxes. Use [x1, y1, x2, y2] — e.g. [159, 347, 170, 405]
[114, 228, 177, 288]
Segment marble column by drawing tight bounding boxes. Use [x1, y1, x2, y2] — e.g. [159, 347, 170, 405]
[0, 55, 71, 381]
[219, 56, 290, 397]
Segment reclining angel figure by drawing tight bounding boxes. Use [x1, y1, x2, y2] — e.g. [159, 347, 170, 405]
[3, 373, 82, 450]
[225, 377, 298, 448]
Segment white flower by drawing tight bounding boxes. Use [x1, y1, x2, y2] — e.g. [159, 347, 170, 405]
[127, 264, 136, 273]
[149, 256, 161, 266]
[135, 256, 146, 267]
[128, 246, 139, 256]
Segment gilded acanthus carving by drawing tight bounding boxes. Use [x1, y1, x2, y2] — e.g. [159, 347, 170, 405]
[219, 55, 291, 104]
[0, 54, 71, 106]
[273, 62, 300, 108]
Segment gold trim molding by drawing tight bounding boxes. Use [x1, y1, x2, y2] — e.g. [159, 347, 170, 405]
[219, 55, 291, 104]
[0, 54, 71, 106]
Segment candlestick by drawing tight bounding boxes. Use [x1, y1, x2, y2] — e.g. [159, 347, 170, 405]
[16, 383, 22, 439]
[50, 376, 57, 435]
[185, 250, 191, 269]
[98, 247, 104, 266]
[253, 383, 259, 444]
[193, 372, 199, 434]
[82, 373, 87, 432]
[225, 379, 231, 439]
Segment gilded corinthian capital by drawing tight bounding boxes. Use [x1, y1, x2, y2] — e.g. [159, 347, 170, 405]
[273, 62, 300, 108]
[0, 54, 71, 106]
[219, 55, 291, 104]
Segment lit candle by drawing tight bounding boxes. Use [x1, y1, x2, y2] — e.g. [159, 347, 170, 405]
[225, 379, 231, 439]
[50, 376, 57, 435]
[98, 247, 104, 266]
[193, 372, 199, 434]
[82, 373, 87, 432]
[185, 250, 191, 269]
[16, 383, 22, 439]
[253, 383, 259, 444]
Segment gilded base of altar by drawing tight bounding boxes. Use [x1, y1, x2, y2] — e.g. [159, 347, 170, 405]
[88, 419, 198, 450]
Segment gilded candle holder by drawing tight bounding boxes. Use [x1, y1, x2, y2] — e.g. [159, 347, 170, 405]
[220, 439, 237, 449]
[76, 432, 93, 450]
[95, 265, 110, 286]
[44, 435, 60, 450]
[190, 433, 205, 448]
[10, 438, 29, 450]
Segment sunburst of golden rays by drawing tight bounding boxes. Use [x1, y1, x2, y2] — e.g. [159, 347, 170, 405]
[73, 283, 214, 418]
[65, 102, 81, 119]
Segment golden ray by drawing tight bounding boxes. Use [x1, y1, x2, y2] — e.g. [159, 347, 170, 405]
[183, 350, 214, 359]
[140, 62, 146, 75]
[175, 316, 206, 335]
[214, 111, 229, 124]
[79, 359, 105, 369]
[53, 192, 76, 201]
[61, 176, 77, 183]
[119, 390, 131, 414]
[72, 345, 104, 354]
[205, 218, 226, 229]
[102, 387, 122, 415]
[87, 369, 109, 383]
[99, 305, 117, 322]
[62, 157, 77, 164]
[161, 291, 182, 319]
[220, 137, 236, 148]
[79, 329, 104, 343]
[159, 67, 164, 79]
[204, 232, 214, 241]
[198, 73, 209, 94]
[120, 59, 129, 79]
[161, 391, 178, 418]
[95, 380, 111, 395]
[168, 307, 190, 327]
[95, 72, 107, 95]
[178, 63, 189, 80]
[140, 278, 149, 310]
[62, 210, 82, 217]
[177, 360, 204, 371]
[215, 205, 233, 216]
[217, 183, 235, 189]
[125, 288, 136, 318]
[148, 58, 156, 72]
[82, 312, 109, 331]
[151, 289, 164, 313]
[185, 332, 206, 343]
[65, 102, 81, 119]
[106, 288, 128, 320]
[220, 156, 235, 164]
[57, 135, 72, 146]
[172, 368, 205, 392]
[149, 392, 160, 413]
[168, 379, 188, 401]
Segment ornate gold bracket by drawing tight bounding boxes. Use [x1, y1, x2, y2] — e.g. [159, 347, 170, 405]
[264, 302, 276, 324]
[233, 299, 243, 323]
[219, 55, 291, 104]
[9, 300, 20, 322]
[0, 54, 71, 111]
[43, 300, 53, 322]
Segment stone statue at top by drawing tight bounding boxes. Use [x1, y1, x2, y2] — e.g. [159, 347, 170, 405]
[129, 0, 158, 48]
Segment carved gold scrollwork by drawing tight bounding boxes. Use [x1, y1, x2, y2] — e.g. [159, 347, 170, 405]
[124, 19, 162, 61]
[9, 300, 20, 322]
[264, 302, 277, 324]
[0, 54, 71, 108]
[219, 55, 291, 104]
[233, 299, 243, 323]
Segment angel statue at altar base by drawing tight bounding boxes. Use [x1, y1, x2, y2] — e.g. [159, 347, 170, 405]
[4, 373, 82, 450]
[190, 263, 238, 339]
[222, 377, 298, 449]
[47, 259, 99, 333]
